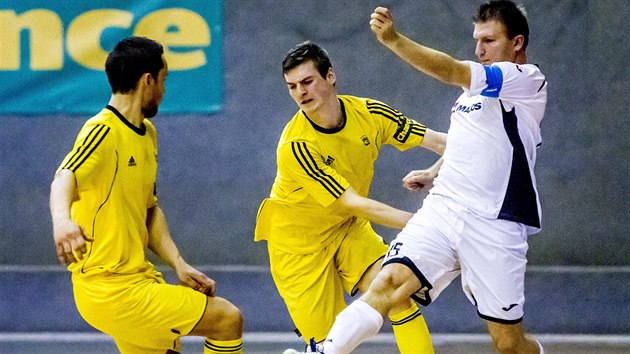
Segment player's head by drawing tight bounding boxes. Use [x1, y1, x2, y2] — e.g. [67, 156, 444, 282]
[472, 0, 529, 64]
[282, 41, 338, 115]
[106, 37, 167, 118]
[282, 41, 333, 79]
[106, 37, 164, 94]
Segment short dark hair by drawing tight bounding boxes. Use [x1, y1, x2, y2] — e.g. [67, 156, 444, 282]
[282, 41, 332, 78]
[473, 0, 529, 49]
[105, 36, 164, 94]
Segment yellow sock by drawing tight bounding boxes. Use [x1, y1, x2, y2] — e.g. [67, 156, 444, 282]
[389, 303, 433, 354]
[204, 337, 243, 354]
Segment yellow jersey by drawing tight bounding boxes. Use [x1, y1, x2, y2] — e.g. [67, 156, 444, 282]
[255, 95, 427, 253]
[57, 106, 159, 278]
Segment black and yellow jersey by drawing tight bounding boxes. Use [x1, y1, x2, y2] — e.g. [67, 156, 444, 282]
[255, 95, 427, 253]
[58, 106, 159, 277]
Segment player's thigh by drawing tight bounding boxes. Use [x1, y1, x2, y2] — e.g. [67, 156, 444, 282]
[382, 195, 460, 306]
[114, 337, 180, 354]
[268, 243, 345, 342]
[336, 218, 388, 295]
[76, 278, 207, 351]
[459, 216, 528, 323]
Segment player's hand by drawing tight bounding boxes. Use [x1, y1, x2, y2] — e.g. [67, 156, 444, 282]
[176, 263, 217, 297]
[403, 169, 436, 192]
[370, 7, 399, 45]
[53, 218, 91, 265]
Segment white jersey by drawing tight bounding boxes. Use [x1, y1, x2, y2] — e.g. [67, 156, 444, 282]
[431, 61, 547, 234]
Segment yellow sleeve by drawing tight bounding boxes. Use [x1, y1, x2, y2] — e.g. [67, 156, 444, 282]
[57, 121, 113, 189]
[366, 98, 427, 151]
[278, 140, 351, 207]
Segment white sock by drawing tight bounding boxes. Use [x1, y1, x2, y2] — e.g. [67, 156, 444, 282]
[322, 300, 383, 354]
[535, 340, 544, 354]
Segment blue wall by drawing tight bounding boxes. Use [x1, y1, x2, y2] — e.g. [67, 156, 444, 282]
[1, 0, 629, 266]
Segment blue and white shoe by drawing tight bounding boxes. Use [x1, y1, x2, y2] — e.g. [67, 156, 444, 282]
[281, 338, 323, 353]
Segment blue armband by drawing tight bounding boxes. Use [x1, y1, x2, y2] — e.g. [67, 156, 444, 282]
[481, 65, 503, 98]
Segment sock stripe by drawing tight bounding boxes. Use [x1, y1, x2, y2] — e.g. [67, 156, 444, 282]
[204, 339, 243, 353]
[390, 309, 422, 326]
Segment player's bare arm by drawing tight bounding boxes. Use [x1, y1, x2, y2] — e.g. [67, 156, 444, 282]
[146, 206, 217, 296]
[50, 169, 90, 265]
[370, 6, 471, 88]
[420, 129, 447, 155]
[332, 186, 412, 229]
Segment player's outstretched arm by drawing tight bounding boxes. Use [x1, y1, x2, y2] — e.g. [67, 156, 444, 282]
[147, 206, 216, 296]
[50, 169, 90, 265]
[370, 6, 471, 88]
[333, 186, 412, 229]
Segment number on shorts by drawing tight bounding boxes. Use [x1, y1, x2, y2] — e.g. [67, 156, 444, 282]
[386, 241, 403, 258]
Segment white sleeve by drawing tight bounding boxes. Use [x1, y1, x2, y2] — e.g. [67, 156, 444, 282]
[465, 61, 546, 100]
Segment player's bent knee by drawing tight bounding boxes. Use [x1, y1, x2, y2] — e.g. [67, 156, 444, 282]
[191, 296, 243, 339]
[376, 264, 412, 293]
[219, 301, 243, 330]
[218, 300, 244, 336]
[370, 271, 395, 295]
[365, 265, 410, 307]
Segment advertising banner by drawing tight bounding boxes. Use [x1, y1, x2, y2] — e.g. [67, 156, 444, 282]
[0, 0, 223, 114]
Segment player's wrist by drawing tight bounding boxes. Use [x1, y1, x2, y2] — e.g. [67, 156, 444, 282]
[383, 31, 405, 49]
[172, 254, 188, 271]
[51, 215, 73, 228]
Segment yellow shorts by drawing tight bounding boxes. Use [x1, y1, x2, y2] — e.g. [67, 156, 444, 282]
[268, 218, 387, 343]
[72, 271, 207, 354]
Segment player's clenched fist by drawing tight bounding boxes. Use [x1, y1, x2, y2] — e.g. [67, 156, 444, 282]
[402, 169, 436, 192]
[370, 7, 398, 44]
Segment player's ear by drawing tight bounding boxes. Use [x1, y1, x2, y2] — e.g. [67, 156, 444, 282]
[141, 72, 153, 86]
[134, 73, 153, 92]
[513, 34, 525, 52]
[327, 68, 337, 86]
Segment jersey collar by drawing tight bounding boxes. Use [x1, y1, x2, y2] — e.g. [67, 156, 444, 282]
[303, 98, 347, 134]
[105, 105, 147, 136]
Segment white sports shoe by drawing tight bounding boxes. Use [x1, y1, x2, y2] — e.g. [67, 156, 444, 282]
[281, 347, 324, 354]
[281, 338, 323, 353]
